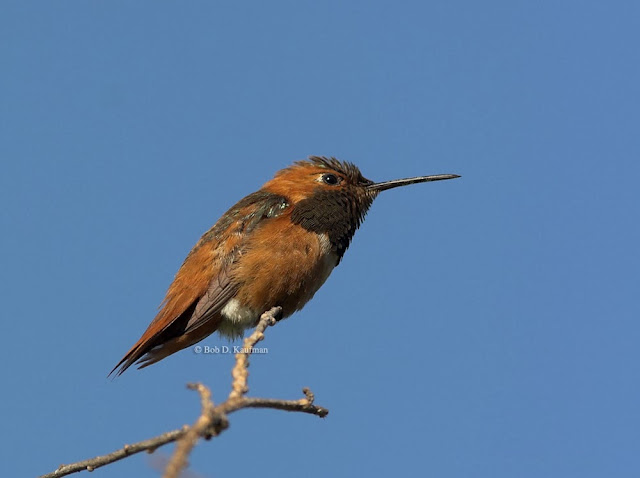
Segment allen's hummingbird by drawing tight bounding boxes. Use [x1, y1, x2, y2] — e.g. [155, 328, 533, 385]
[111, 156, 459, 376]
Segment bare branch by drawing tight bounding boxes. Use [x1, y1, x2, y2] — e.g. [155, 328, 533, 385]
[39, 429, 187, 478]
[39, 306, 328, 478]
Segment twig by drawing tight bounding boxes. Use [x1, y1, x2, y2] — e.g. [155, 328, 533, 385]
[163, 384, 215, 478]
[39, 306, 328, 478]
[229, 305, 281, 399]
[239, 388, 328, 416]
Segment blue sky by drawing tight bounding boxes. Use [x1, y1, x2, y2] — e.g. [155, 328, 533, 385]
[2, 1, 639, 477]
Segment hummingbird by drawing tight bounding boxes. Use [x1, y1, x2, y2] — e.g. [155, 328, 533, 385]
[110, 156, 459, 376]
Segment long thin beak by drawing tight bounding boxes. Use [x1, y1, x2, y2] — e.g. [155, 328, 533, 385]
[367, 174, 460, 192]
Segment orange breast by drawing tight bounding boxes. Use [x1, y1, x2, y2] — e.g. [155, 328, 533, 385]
[231, 216, 338, 318]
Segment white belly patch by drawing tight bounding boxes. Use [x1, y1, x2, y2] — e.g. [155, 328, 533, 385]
[219, 298, 259, 339]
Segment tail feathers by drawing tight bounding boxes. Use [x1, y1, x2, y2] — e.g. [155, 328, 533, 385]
[108, 345, 146, 377]
[109, 303, 198, 378]
[108, 335, 167, 377]
[109, 337, 184, 377]
[109, 303, 225, 377]
[109, 327, 214, 377]
[135, 335, 199, 370]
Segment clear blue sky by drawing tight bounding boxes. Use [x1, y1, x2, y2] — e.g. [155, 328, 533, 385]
[2, 2, 639, 477]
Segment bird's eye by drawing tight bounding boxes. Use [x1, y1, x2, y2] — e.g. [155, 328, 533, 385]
[321, 173, 340, 185]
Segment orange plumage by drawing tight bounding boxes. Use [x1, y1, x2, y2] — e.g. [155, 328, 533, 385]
[110, 157, 459, 376]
